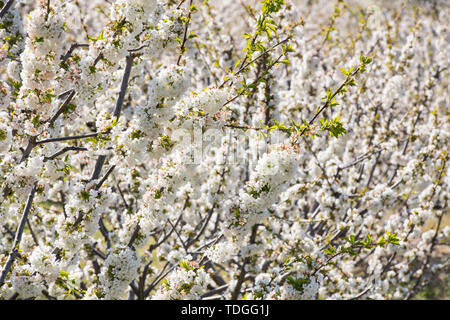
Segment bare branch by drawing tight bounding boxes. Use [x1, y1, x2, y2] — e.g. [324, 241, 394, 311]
[47, 90, 76, 126]
[36, 132, 106, 145]
[176, 0, 194, 66]
[0, 0, 15, 19]
[0, 182, 37, 288]
[113, 53, 135, 120]
[94, 165, 116, 190]
[43, 146, 87, 162]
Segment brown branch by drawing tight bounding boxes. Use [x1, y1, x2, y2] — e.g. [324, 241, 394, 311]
[0, 0, 15, 19]
[299, 67, 360, 137]
[127, 225, 141, 248]
[94, 165, 116, 190]
[0, 182, 37, 288]
[47, 90, 76, 126]
[113, 53, 135, 120]
[98, 218, 111, 249]
[231, 225, 258, 299]
[223, 53, 285, 108]
[176, 0, 194, 66]
[71, 53, 136, 236]
[43, 146, 87, 162]
[219, 36, 291, 89]
[60, 43, 89, 66]
[36, 132, 105, 145]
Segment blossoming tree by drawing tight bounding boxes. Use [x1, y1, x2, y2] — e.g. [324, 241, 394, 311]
[0, 0, 448, 300]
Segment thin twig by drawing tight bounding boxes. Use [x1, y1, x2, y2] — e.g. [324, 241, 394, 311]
[43, 146, 87, 162]
[36, 132, 106, 145]
[60, 43, 89, 66]
[231, 225, 258, 299]
[47, 90, 76, 126]
[94, 165, 116, 190]
[176, 0, 194, 66]
[299, 67, 360, 137]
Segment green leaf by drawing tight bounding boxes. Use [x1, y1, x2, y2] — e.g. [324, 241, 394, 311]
[31, 114, 41, 128]
[59, 270, 69, 279]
